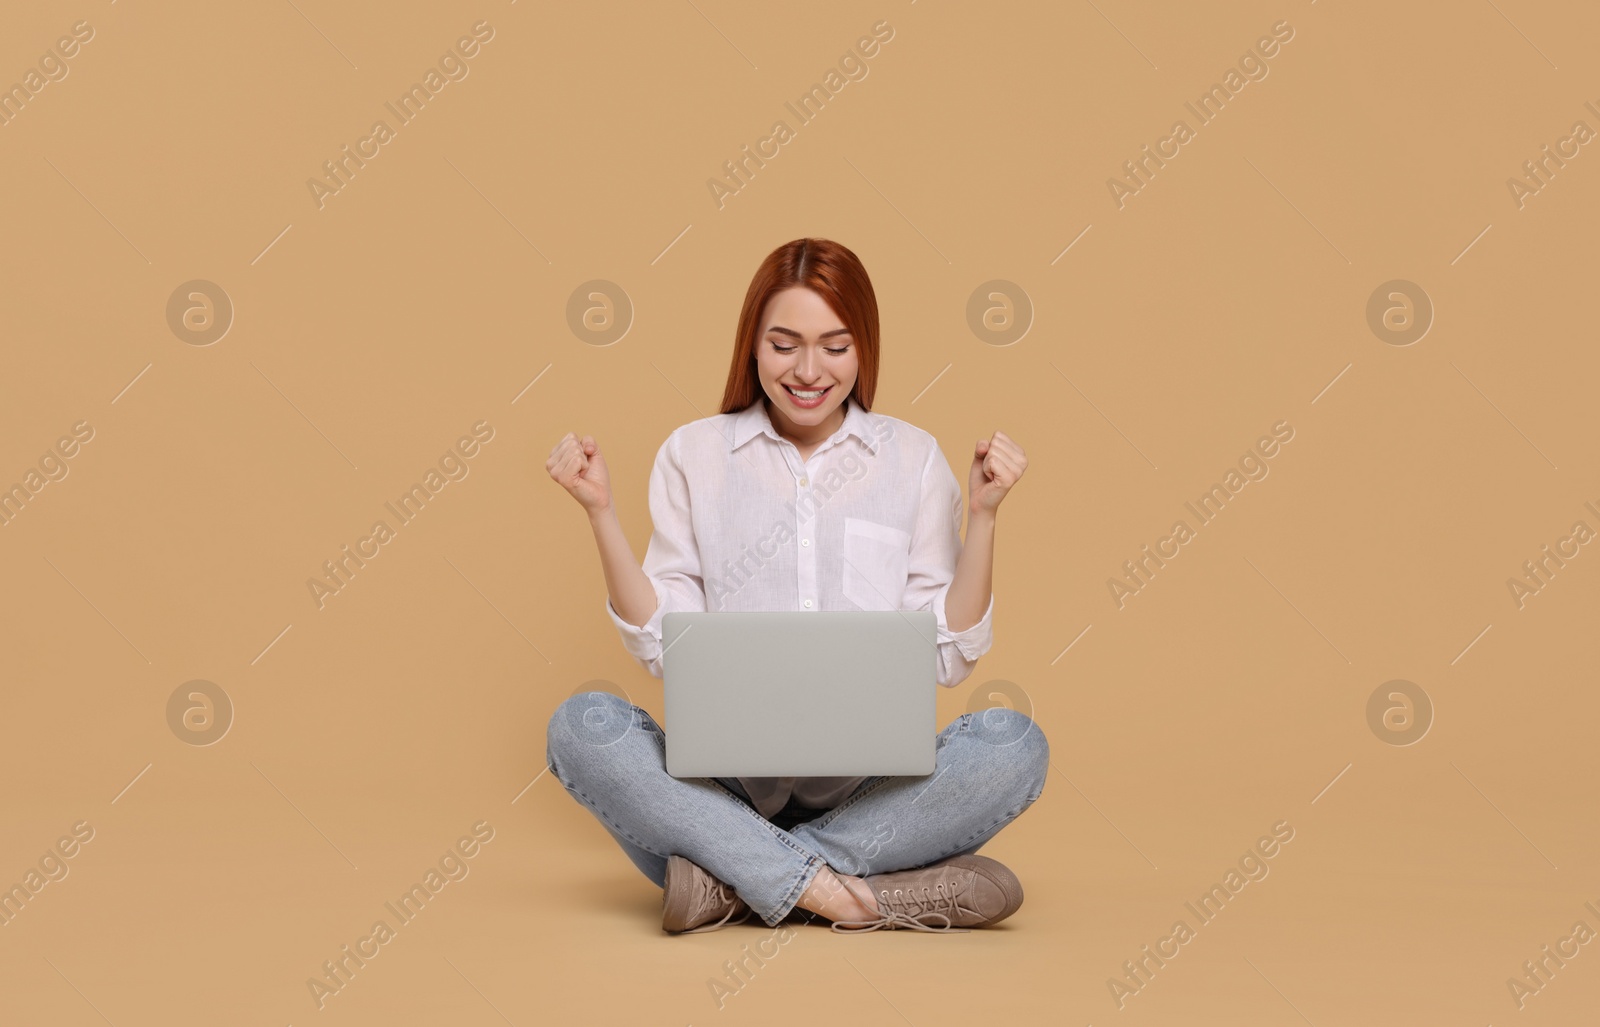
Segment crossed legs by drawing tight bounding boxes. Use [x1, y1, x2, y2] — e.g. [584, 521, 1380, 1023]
[545, 690, 1048, 927]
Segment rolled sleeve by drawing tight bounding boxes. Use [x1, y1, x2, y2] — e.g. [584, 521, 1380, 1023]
[933, 584, 994, 678]
[604, 432, 705, 678]
[605, 576, 670, 663]
[907, 444, 995, 688]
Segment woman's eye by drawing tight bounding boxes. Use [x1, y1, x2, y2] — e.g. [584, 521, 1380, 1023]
[769, 342, 850, 354]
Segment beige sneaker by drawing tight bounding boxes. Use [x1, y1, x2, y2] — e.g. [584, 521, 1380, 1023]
[831, 855, 1024, 933]
[662, 854, 753, 934]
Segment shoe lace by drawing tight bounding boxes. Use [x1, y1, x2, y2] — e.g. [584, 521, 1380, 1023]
[680, 872, 753, 934]
[830, 881, 975, 934]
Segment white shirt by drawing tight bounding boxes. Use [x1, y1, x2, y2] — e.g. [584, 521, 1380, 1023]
[605, 394, 995, 818]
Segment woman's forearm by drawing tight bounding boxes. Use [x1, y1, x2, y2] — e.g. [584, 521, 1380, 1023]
[945, 508, 995, 633]
[588, 505, 658, 628]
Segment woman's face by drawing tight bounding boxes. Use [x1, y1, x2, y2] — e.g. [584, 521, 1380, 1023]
[754, 286, 859, 437]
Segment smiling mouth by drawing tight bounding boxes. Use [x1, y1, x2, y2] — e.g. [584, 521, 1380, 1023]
[783, 384, 832, 400]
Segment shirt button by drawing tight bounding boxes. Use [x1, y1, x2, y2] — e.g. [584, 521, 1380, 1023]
[803, 599, 813, 608]
[798, 478, 808, 487]
[801, 538, 810, 546]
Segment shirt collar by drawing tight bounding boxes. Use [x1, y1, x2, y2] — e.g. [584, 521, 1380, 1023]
[730, 392, 876, 453]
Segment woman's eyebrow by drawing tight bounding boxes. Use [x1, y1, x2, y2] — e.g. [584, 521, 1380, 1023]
[767, 326, 853, 340]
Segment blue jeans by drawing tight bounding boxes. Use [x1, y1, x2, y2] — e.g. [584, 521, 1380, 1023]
[544, 690, 1050, 927]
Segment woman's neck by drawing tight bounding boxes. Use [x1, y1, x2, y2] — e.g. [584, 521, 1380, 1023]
[766, 395, 846, 454]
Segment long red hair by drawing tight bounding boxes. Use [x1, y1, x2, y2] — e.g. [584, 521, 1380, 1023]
[718, 238, 880, 414]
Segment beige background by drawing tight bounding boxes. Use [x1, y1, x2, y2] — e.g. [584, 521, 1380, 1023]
[2, 1, 1597, 1024]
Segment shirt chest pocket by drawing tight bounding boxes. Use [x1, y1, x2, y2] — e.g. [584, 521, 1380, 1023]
[840, 516, 912, 611]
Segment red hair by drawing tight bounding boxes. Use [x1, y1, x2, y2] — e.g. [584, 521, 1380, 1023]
[718, 238, 880, 414]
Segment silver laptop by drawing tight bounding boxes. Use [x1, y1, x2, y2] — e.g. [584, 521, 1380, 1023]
[662, 611, 937, 778]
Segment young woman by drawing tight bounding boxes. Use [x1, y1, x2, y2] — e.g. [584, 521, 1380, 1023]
[544, 237, 1047, 934]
